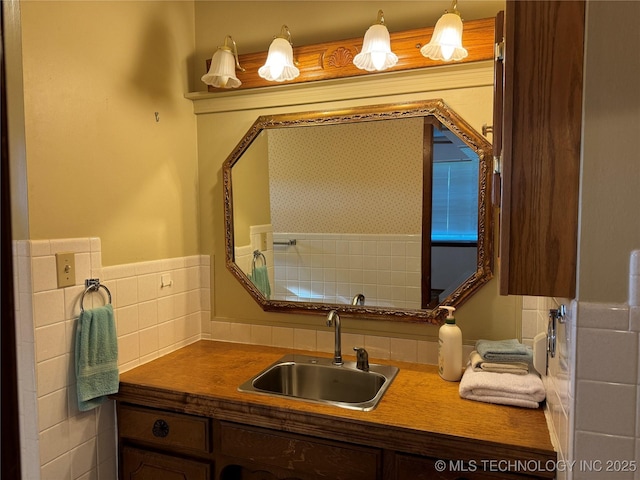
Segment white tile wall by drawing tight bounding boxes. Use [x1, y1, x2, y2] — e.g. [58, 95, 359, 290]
[522, 295, 574, 480]
[209, 319, 441, 365]
[522, 250, 640, 480]
[569, 251, 640, 480]
[14, 237, 210, 480]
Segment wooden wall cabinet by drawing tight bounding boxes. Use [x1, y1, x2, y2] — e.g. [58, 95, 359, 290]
[497, 0, 585, 298]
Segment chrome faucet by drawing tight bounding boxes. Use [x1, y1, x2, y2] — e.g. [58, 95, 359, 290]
[326, 310, 343, 365]
[352, 293, 365, 306]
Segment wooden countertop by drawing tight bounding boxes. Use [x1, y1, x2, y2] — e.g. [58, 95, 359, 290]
[115, 340, 555, 467]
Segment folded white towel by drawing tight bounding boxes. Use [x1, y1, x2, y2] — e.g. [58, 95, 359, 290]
[459, 365, 545, 409]
[470, 350, 529, 375]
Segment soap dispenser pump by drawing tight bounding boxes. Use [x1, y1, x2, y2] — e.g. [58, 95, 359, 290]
[438, 306, 463, 381]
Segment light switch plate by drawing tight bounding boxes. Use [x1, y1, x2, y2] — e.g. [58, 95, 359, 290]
[56, 252, 76, 288]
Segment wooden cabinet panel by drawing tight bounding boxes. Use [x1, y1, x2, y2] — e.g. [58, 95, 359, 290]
[118, 404, 211, 454]
[394, 453, 548, 480]
[498, 0, 585, 298]
[115, 398, 554, 480]
[218, 422, 381, 480]
[121, 446, 210, 480]
[218, 464, 305, 480]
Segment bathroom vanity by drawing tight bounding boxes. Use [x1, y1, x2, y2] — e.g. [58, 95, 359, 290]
[113, 341, 555, 480]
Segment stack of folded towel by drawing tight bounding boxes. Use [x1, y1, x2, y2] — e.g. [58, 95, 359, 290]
[472, 338, 532, 375]
[459, 339, 545, 409]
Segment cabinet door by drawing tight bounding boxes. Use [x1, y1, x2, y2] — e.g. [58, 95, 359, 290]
[121, 446, 211, 480]
[394, 454, 544, 480]
[218, 422, 381, 480]
[499, 0, 585, 298]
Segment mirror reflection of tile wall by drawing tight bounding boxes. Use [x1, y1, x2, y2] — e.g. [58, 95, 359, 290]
[273, 232, 421, 309]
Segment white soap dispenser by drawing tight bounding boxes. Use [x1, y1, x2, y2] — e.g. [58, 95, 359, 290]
[438, 306, 463, 381]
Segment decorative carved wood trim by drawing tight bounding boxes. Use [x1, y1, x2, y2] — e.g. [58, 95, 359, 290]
[205, 17, 495, 92]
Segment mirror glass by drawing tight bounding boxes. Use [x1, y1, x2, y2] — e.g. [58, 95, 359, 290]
[223, 100, 493, 324]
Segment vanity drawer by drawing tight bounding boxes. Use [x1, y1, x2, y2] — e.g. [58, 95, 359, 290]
[219, 421, 381, 480]
[121, 445, 210, 480]
[118, 404, 211, 454]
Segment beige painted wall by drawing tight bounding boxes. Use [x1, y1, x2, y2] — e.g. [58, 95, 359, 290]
[578, 0, 640, 303]
[196, 66, 521, 342]
[192, 1, 516, 343]
[232, 131, 271, 246]
[19, 1, 199, 265]
[10, 0, 519, 343]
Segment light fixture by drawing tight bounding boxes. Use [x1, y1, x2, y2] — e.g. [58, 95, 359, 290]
[201, 36, 245, 88]
[353, 10, 398, 72]
[420, 0, 469, 62]
[258, 25, 300, 82]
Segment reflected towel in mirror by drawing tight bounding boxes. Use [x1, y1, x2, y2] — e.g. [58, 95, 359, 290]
[249, 265, 271, 299]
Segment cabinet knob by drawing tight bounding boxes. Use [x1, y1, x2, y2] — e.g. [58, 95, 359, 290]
[152, 419, 170, 438]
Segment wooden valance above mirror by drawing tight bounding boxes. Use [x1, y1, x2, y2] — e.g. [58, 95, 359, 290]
[205, 17, 494, 92]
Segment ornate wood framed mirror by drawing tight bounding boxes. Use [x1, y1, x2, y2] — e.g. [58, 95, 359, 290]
[222, 99, 493, 324]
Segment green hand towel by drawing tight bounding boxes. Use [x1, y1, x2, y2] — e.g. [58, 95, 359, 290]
[475, 338, 532, 363]
[75, 304, 119, 411]
[249, 265, 271, 299]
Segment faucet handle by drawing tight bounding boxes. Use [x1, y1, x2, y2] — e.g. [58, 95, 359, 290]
[353, 347, 369, 372]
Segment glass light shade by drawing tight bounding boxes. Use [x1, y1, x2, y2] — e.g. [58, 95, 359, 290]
[353, 23, 398, 72]
[258, 37, 300, 82]
[201, 47, 242, 88]
[420, 12, 468, 61]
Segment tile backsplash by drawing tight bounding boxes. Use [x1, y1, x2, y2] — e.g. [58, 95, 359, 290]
[207, 318, 456, 365]
[14, 237, 210, 480]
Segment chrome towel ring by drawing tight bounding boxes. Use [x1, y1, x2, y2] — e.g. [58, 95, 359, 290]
[80, 278, 112, 313]
[252, 250, 266, 272]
